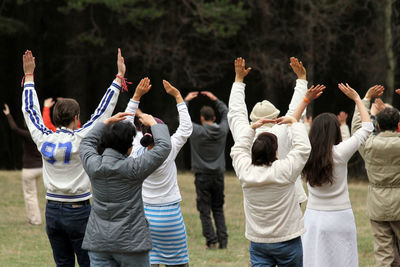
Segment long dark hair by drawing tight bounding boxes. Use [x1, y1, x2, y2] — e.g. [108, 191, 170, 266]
[302, 113, 342, 187]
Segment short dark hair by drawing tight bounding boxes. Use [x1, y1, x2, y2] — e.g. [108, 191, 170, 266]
[200, 106, 215, 121]
[377, 107, 400, 132]
[53, 98, 80, 127]
[251, 132, 278, 166]
[100, 122, 136, 155]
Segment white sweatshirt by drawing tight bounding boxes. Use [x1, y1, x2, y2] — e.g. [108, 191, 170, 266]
[22, 81, 121, 202]
[125, 100, 193, 204]
[307, 122, 373, 211]
[228, 82, 311, 243]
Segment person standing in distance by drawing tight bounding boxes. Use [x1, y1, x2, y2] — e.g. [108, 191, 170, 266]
[184, 90, 229, 249]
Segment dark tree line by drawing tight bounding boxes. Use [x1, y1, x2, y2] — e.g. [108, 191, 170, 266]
[1, 0, 400, 175]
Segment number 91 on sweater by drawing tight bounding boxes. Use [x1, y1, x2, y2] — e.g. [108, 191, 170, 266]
[41, 141, 72, 165]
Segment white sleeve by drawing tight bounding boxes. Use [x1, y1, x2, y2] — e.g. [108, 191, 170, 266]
[21, 82, 53, 149]
[227, 82, 251, 142]
[335, 122, 373, 162]
[74, 80, 121, 136]
[124, 99, 139, 126]
[286, 79, 308, 117]
[169, 103, 193, 160]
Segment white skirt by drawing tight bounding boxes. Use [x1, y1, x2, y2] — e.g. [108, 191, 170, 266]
[302, 208, 359, 267]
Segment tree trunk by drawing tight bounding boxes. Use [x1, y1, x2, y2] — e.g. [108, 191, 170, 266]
[384, 0, 395, 104]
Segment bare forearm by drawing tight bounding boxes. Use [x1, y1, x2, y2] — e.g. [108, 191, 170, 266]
[292, 100, 308, 122]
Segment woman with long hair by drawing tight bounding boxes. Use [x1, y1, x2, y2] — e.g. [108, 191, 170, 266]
[301, 83, 374, 267]
[125, 78, 192, 267]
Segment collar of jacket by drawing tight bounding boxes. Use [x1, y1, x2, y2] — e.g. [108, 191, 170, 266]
[377, 131, 400, 137]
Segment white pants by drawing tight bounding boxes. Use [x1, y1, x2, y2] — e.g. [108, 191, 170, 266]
[22, 168, 42, 225]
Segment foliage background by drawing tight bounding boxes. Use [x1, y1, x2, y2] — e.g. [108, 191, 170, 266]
[1, 0, 400, 171]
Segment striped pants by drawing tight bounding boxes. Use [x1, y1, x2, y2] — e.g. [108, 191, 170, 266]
[144, 202, 189, 266]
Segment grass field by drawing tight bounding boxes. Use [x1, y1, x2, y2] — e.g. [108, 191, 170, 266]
[0, 170, 375, 266]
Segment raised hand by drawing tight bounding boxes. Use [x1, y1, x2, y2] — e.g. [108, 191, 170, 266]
[104, 112, 134, 125]
[251, 118, 277, 129]
[184, 91, 199, 102]
[289, 57, 306, 80]
[396, 89, 400, 95]
[44, 98, 55, 108]
[276, 116, 297, 125]
[337, 111, 348, 126]
[338, 83, 361, 102]
[305, 84, 326, 102]
[3, 104, 10, 115]
[117, 48, 126, 77]
[200, 91, 217, 101]
[22, 50, 35, 82]
[133, 78, 152, 101]
[365, 85, 384, 100]
[371, 98, 386, 116]
[163, 80, 183, 103]
[138, 113, 157, 127]
[234, 57, 252, 83]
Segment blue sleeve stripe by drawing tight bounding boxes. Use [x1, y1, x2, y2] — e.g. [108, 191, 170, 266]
[112, 82, 121, 91]
[24, 89, 52, 135]
[75, 88, 114, 132]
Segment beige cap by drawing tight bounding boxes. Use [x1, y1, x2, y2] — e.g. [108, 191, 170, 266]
[250, 100, 280, 122]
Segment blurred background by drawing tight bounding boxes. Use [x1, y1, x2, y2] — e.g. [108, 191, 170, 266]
[1, 0, 400, 175]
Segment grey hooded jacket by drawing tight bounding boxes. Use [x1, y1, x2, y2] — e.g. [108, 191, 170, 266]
[187, 99, 229, 174]
[79, 122, 171, 253]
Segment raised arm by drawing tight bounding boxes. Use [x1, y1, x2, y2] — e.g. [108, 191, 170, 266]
[21, 50, 53, 148]
[286, 57, 308, 116]
[129, 114, 172, 181]
[42, 98, 56, 132]
[228, 57, 252, 141]
[4, 104, 31, 139]
[351, 85, 384, 134]
[290, 84, 326, 122]
[125, 77, 152, 126]
[75, 49, 125, 136]
[164, 80, 193, 158]
[201, 90, 229, 134]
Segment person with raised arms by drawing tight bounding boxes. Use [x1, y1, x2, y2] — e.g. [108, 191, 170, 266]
[21, 49, 125, 266]
[124, 78, 192, 266]
[228, 57, 324, 266]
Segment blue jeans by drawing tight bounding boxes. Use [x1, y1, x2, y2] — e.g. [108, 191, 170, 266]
[89, 251, 150, 267]
[46, 201, 91, 267]
[249, 237, 303, 267]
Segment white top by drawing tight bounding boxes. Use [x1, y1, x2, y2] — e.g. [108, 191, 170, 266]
[251, 79, 309, 203]
[340, 124, 351, 140]
[125, 100, 193, 205]
[228, 82, 311, 243]
[306, 122, 373, 211]
[22, 81, 121, 202]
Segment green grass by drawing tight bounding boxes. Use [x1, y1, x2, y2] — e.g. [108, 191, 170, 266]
[0, 171, 375, 266]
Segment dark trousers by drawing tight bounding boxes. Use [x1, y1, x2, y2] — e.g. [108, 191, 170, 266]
[46, 201, 91, 267]
[195, 172, 228, 247]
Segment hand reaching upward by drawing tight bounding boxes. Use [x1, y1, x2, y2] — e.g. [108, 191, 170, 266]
[251, 118, 277, 129]
[338, 83, 361, 102]
[365, 85, 384, 100]
[3, 104, 10, 115]
[139, 113, 157, 127]
[133, 78, 152, 101]
[44, 98, 55, 108]
[200, 91, 217, 101]
[234, 57, 251, 83]
[337, 111, 348, 126]
[396, 89, 400, 95]
[289, 57, 306, 80]
[305, 84, 326, 102]
[163, 80, 183, 103]
[184, 92, 199, 102]
[117, 48, 126, 77]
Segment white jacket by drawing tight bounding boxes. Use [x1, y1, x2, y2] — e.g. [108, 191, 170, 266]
[228, 82, 311, 243]
[22, 81, 121, 202]
[125, 100, 193, 204]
